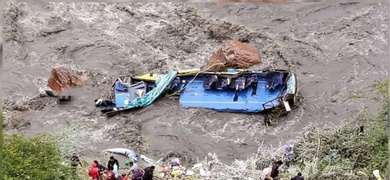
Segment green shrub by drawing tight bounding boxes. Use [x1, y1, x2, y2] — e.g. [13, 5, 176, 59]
[290, 79, 389, 180]
[3, 133, 72, 180]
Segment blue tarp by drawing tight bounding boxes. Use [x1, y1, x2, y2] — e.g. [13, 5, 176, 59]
[125, 70, 178, 108]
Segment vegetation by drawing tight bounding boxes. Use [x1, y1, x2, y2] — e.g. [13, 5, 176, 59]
[3, 134, 74, 180]
[0, 104, 3, 179]
[283, 79, 388, 179]
[291, 111, 387, 179]
[2, 131, 110, 180]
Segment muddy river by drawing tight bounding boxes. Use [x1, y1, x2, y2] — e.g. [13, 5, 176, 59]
[3, 2, 388, 164]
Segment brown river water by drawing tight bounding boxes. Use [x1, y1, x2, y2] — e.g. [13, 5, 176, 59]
[3, 2, 388, 165]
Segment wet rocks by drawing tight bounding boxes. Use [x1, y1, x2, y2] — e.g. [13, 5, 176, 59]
[2, 96, 55, 130]
[204, 40, 262, 71]
[24, 97, 55, 110]
[47, 67, 88, 93]
[3, 97, 56, 118]
[3, 112, 31, 130]
[3, 3, 25, 43]
[39, 16, 71, 37]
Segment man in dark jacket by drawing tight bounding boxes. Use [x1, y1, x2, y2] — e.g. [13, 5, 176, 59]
[143, 166, 155, 180]
[94, 160, 107, 175]
[71, 153, 82, 167]
[70, 153, 82, 177]
[291, 172, 304, 180]
[107, 156, 120, 171]
[270, 160, 283, 179]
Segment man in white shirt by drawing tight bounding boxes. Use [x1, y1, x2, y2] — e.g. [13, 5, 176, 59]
[129, 161, 140, 172]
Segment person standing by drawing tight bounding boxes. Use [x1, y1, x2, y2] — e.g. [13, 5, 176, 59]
[70, 153, 83, 176]
[113, 163, 119, 178]
[71, 153, 83, 167]
[129, 161, 140, 172]
[94, 160, 107, 178]
[107, 156, 120, 170]
[270, 160, 283, 180]
[89, 163, 100, 180]
[143, 166, 155, 180]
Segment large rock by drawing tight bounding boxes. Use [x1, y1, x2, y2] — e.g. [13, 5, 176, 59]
[47, 67, 88, 93]
[203, 40, 262, 72]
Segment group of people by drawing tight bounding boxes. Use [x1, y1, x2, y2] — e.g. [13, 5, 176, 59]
[86, 156, 155, 180]
[71, 150, 304, 180]
[71, 153, 155, 180]
[89, 156, 119, 180]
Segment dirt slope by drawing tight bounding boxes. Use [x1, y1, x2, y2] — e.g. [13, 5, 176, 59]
[3, 2, 388, 164]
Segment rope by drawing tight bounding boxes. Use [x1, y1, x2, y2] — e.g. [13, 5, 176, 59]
[125, 70, 178, 108]
[164, 70, 202, 97]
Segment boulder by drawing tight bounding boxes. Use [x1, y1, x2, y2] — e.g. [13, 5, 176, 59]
[47, 67, 88, 93]
[203, 40, 261, 72]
